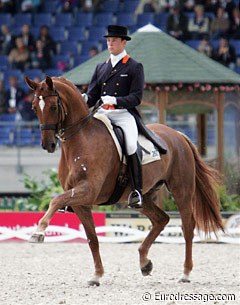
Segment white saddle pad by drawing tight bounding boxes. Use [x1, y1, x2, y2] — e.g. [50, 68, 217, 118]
[94, 113, 161, 165]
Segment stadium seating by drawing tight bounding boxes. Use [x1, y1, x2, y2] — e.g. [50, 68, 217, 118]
[58, 41, 79, 55]
[80, 40, 100, 55]
[68, 26, 86, 42]
[121, 0, 139, 12]
[0, 13, 12, 26]
[33, 13, 53, 27]
[24, 69, 43, 80]
[0, 55, 9, 70]
[116, 13, 136, 27]
[49, 26, 66, 42]
[185, 40, 201, 50]
[13, 13, 32, 26]
[88, 26, 106, 42]
[94, 13, 114, 26]
[101, 0, 120, 12]
[0, 127, 14, 145]
[55, 13, 73, 27]
[137, 13, 155, 27]
[75, 13, 93, 27]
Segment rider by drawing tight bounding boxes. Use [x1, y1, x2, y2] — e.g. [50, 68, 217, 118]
[83, 25, 145, 209]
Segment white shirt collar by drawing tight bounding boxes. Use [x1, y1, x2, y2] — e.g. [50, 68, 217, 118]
[110, 50, 127, 68]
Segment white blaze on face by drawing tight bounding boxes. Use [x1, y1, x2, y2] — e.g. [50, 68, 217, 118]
[39, 96, 45, 112]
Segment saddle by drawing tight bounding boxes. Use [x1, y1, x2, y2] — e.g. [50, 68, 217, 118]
[99, 118, 167, 206]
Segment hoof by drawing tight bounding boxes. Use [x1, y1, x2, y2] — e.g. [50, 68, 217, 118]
[178, 276, 190, 283]
[87, 280, 100, 287]
[141, 260, 153, 276]
[29, 233, 44, 243]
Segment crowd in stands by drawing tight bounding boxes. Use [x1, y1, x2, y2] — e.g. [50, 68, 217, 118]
[0, 0, 239, 126]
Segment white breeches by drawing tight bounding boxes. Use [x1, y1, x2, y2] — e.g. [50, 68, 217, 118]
[98, 108, 138, 155]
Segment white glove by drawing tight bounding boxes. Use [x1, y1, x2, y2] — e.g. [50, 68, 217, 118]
[82, 93, 88, 103]
[101, 95, 117, 105]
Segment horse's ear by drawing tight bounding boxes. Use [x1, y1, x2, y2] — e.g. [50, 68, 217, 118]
[46, 76, 54, 91]
[25, 76, 37, 91]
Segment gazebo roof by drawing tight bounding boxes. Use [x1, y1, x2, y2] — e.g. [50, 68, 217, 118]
[64, 24, 240, 86]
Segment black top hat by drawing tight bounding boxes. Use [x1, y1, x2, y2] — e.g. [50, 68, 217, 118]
[104, 25, 131, 41]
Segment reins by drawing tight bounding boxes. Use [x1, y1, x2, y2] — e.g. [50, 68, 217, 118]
[34, 90, 102, 142]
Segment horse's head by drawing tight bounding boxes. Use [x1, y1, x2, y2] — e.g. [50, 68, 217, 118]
[25, 76, 63, 153]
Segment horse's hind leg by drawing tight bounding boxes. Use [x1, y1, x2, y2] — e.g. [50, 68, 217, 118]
[169, 182, 196, 282]
[72, 205, 104, 286]
[138, 188, 170, 276]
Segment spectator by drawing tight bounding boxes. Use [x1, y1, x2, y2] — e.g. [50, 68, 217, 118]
[210, 7, 230, 39]
[6, 76, 25, 114]
[31, 39, 52, 70]
[213, 36, 236, 69]
[197, 35, 213, 57]
[20, 0, 42, 12]
[166, 4, 189, 41]
[183, 0, 195, 13]
[228, 7, 240, 39]
[188, 4, 210, 39]
[88, 46, 99, 58]
[37, 25, 56, 55]
[143, 0, 159, 13]
[18, 77, 40, 121]
[60, 0, 76, 13]
[0, 0, 16, 13]
[8, 37, 30, 70]
[18, 24, 36, 53]
[0, 25, 16, 55]
[0, 80, 7, 114]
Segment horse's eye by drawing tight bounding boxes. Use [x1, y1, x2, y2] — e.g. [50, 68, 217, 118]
[50, 105, 57, 112]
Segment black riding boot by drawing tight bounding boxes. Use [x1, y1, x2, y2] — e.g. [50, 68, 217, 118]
[127, 152, 143, 208]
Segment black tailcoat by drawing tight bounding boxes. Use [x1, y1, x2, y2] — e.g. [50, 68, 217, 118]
[87, 55, 144, 117]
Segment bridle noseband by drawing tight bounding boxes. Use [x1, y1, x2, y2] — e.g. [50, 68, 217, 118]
[34, 90, 102, 142]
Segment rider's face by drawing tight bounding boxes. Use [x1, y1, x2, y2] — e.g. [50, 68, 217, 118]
[106, 37, 126, 55]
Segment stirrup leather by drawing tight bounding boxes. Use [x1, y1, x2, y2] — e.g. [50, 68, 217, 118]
[128, 190, 143, 208]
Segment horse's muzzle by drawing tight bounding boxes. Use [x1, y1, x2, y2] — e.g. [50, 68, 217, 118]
[42, 141, 57, 153]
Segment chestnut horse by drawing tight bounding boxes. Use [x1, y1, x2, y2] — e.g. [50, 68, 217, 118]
[25, 76, 224, 286]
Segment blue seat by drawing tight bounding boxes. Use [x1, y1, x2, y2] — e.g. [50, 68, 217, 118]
[73, 54, 89, 66]
[44, 68, 63, 77]
[59, 41, 79, 55]
[52, 54, 71, 69]
[42, 0, 59, 13]
[55, 13, 73, 27]
[80, 40, 99, 55]
[101, 0, 119, 12]
[0, 113, 16, 122]
[0, 13, 12, 26]
[230, 39, 240, 56]
[94, 13, 113, 26]
[50, 26, 66, 42]
[30, 26, 41, 38]
[4, 70, 23, 86]
[121, 0, 139, 12]
[68, 26, 86, 42]
[75, 13, 93, 27]
[0, 55, 9, 70]
[234, 66, 240, 74]
[32, 128, 41, 145]
[33, 13, 53, 27]
[24, 69, 43, 80]
[88, 26, 106, 42]
[154, 13, 169, 30]
[185, 40, 201, 49]
[0, 127, 14, 145]
[13, 13, 32, 26]
[137, 13, 155, 27]
[14, 128, 33, 146]
[116, 13, 136, 27]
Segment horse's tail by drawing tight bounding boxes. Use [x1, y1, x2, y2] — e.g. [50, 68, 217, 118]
[182, 135, 224, 235]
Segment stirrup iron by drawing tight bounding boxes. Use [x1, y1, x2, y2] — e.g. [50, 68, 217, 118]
[128, 190, 143, 209]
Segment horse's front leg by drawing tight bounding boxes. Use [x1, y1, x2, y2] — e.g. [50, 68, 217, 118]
[72, 205, 104, 286]
[29, 182, 95, 243]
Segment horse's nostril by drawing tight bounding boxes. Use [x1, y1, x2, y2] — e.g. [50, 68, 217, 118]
[51, 143, 56, 150]
[41, 143, 46, 150]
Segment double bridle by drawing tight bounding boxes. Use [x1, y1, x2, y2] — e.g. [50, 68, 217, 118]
[34, 90, 102, 142]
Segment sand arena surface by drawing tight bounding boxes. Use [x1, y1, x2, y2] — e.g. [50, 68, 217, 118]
[0, 243, 239, 305]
